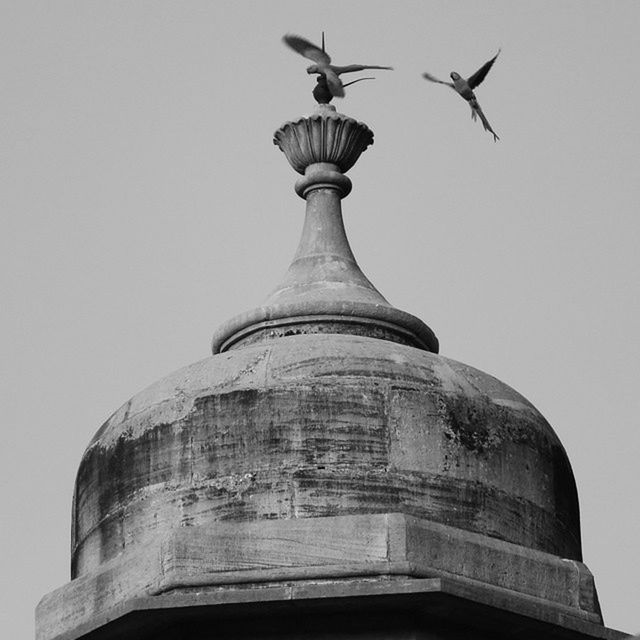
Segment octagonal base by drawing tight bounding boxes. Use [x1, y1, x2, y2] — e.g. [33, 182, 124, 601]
[37, 513, 621, 640]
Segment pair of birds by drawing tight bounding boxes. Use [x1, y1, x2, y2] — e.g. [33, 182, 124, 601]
[283, 34, 501, 142]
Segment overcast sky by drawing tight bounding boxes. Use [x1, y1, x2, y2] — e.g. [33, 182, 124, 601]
[2, 2, 639, 637]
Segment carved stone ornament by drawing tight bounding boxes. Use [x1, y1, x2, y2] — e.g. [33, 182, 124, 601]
[274, 104, 374, 175]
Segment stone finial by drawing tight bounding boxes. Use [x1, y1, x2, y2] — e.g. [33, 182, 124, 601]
[211, 106, 438, 355]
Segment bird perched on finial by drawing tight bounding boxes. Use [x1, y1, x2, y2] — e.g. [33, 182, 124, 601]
[423, 50, 501, 142]
[283, 33, 392, 103]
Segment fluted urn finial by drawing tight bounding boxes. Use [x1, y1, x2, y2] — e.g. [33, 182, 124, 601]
[273, 104, 373, 200]
[211, 105, 438, 355]
[275, 103, 373, 175]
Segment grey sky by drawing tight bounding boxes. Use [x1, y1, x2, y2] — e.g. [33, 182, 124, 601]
[1, 2, 639, 636]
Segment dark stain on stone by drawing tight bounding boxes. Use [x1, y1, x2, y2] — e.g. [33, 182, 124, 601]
[187, 385, 389, 473]
[73, 420, 193, 574]
[441, 394, 533, 454]
[289, 468, 580, 559]
[73, 377, 584, 576]
[179, 491, 199, 509]
[550, 443, 582, 560]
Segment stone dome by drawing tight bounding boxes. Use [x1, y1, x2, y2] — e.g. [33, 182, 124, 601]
[73, 333, 581, 578]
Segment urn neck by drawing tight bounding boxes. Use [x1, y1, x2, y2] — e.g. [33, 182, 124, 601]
[263, 180, 388, 311]
[295, 185, 357, 264]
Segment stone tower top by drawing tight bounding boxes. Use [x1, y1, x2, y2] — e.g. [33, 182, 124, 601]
[36, 96, 624, 640]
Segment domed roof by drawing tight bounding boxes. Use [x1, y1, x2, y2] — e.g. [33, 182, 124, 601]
[73, 333, 581, 578]
[40, 104, 606, 640]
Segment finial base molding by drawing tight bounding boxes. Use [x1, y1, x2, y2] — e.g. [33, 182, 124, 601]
[211, 301, 439, 354]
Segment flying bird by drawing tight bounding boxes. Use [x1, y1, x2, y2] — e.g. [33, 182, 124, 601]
[283, 33, 392, 101]
[423, 50, 501, 141]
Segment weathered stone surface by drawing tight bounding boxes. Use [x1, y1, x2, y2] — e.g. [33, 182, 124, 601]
[71, 333, 581, 583]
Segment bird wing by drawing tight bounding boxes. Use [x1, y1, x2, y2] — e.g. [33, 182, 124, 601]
[466, 49, 500, 90]
[332, 64, 393, 75]
[422, 72, 454, 88]
[282, 34, 331, 65]
[324, 67, 345, 97]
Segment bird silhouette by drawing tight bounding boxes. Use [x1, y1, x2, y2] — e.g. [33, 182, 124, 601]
[423, 50, 501, 141]
[283, 33, 392, 102]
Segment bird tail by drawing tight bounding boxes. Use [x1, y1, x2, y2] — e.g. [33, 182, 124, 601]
[342, 77, 375, 88]
[469, 99, 499, 142]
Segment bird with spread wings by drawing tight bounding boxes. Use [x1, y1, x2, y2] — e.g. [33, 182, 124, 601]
[423, 50, 501, 142]
[283, 33, 392, 102]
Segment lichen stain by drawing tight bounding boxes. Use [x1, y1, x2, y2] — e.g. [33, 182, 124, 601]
[208, 473, 255, 500]
[218, 349, 270, 389]
[441, 394, 532, 454]
[178, 491, 200, 509]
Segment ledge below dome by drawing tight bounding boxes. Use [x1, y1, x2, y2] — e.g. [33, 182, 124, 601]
[36, 513, 618, 640]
